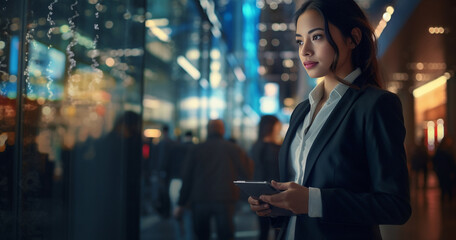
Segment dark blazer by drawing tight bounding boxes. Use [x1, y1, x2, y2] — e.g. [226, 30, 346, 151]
[275, 84, 411, 239]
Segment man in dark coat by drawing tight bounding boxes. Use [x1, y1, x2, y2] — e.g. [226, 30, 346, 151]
[174, 119, 253, 240]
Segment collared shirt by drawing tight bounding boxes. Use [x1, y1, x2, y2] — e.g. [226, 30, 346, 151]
[286, 68, 361, 240]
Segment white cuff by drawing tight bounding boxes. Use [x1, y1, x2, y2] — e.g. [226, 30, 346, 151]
[308, 187, 322, 218]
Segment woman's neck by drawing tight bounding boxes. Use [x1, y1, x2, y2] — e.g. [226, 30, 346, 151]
[322, 78, 337, 100]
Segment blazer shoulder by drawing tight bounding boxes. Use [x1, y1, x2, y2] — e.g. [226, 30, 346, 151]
[360, 86, 401, 106]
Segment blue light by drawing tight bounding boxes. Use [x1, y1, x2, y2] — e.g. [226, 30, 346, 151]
[9, 36, 19, 76]
[242, 0, 261, 113]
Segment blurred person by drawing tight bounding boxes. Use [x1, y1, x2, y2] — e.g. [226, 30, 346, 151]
[172, 130, 196, 240]
[433, 136, 456, 202]
[174, 119, 253, 240]
[410, 137, 430, 189]
[151, 124, 178, 219]
[249, 115, 282, 240]
[247, 0, 411, 239]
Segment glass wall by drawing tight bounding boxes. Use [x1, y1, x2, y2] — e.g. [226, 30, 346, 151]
[1, 0, 264, 239]
[1, 0, 146, 239]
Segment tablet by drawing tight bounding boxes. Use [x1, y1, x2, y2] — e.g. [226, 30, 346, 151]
[233, 180, 293, 216]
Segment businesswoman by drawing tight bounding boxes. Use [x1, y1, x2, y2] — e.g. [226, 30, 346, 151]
[248, 0, 411, 239]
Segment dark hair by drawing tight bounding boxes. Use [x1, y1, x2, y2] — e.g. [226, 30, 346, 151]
[258, 115, 280, 141]
[294, 0, 381, 88]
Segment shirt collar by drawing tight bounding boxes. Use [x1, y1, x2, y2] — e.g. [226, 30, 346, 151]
[309, 68, 361, 105]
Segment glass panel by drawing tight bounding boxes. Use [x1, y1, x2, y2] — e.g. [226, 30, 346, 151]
[2, 0, 145, 239]
[0, 0, 22, 239]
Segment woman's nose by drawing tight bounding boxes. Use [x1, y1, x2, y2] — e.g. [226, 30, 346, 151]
[300, 40, 312, 56]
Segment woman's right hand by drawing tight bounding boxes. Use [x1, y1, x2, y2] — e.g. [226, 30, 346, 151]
[248, 196, 272, 217]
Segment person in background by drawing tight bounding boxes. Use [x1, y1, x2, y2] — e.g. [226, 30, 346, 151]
[172, 130, 196, 240]
[433, 136, 456, 202]
[248, 0, 411, 239]
[410, 137, 430, 189]
[174, 119, 253, 240]
[250, 115, 282, 240]
[151, 125, 178, 219]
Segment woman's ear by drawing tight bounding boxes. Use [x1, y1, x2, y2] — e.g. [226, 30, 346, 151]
[350, 27, 362, 48]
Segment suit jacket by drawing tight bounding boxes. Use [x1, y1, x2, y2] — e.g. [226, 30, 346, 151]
[275, 84, 411, 240]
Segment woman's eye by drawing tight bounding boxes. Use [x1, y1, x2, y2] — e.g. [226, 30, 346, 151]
[312, 34, 322, 41]
[296, 40, 303, 45]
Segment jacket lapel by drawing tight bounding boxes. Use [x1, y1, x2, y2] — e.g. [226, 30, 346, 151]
[279, 101, 310, 182]
[302, 87, 364, 185]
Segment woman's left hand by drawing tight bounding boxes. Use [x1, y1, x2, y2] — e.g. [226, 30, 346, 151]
[259, 180, 309, 215]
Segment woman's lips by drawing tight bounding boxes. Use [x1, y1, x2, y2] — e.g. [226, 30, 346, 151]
[303, 61, 318, 69]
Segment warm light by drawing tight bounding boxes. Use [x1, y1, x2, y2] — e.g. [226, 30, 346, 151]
[269, 2, 278, 10]
[413, 74, 448, 97]
[145, 18, 169, 27]
[416, 73, 423, 81]
[427, 121, 435, 150]
[150, 27, 170, 42]
[279, 23, 287, 31]
[180, 97, 200, 110]
[146, 19, 170, 42]
[382, 12, 391, 22]
[186, 49, 200, 60]
[60, 25, 70, 33]
[210, 110, 219, 119]
[144, 129, 161, 138]
[177, 56, 201, 80]
[264, 83, 278, 96]
[284, 98, 294, 107]
[416, 62, 424, 70]
[209, 97, 226, 110]
[42, 106, 52, 116]
[258, 66, 266, 75]
[386, 6, 394, 15]
[258, 23, 267, 32]
[271, 39, 280, 46]
[259, 39, 267, 47]
[375, 6, 394, 38]
[210, 72, 222, 88]
[105, 57, 115, 67]
[271, 23, 280, 31]
[437, 118, 444, 142]
[210, 61, 221, 71]
[37, 97, 46, 105]
[143, 98, 160, 109]
[210, 49, 221, 59]
[282, 59, 294, 68]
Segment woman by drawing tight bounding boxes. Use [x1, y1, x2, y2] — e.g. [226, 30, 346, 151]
[250, 115, 282, 240]
[248, 0, 411, 239]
